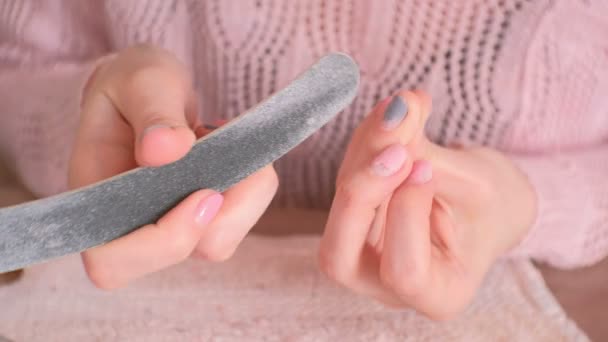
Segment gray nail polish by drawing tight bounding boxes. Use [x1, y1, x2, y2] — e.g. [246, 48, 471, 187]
[382, 96, 408, 130]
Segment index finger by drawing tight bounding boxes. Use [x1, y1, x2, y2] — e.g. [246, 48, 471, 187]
[319, 91, 427, 283]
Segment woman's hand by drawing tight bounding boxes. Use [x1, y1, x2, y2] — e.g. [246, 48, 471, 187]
[69, 44, 278, 289]
[319, 91, 537, 320]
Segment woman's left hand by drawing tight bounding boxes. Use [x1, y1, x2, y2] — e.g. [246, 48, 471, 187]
[319, 90, 537, 320]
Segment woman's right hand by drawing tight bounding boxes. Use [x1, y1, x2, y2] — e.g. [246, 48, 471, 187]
[69, 44, 278, 290]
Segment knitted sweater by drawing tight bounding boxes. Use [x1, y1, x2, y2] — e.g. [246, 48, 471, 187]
[0, 0, 606, 269]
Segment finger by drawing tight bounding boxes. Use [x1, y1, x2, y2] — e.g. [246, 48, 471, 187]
[429, 199, 458, 255]
[409, 89, 473, 205]
[354, 245, 404, 305]
[376, 161, 473, 321]
[320, 91, 429, 286]
[193, 165, 279, 261]
[409, 90, 433, 153]
[319, 98, 408, 283]
[70, 47, 198, 188]
[186, 89, 208, 140]
[355, 161, 442, 308]
[320, 143, 412, 284]
[100, 47, 196, 167]
[81, 189, 223, 289]
[367, 198, 389, 251]
[400, 90, 473, 212]
[69, 89, 136, 188]
[380, 160, 435, 304]
[413, 89, 432, 124]
[338, 91, 428, 180]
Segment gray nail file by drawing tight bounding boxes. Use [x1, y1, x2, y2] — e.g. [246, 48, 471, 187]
[0, 53, 360, 273]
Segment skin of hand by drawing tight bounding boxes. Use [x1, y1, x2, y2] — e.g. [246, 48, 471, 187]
[69, 44, 278, 290]
[319, 90, 537, 320]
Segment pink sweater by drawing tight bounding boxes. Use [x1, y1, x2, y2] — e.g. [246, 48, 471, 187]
[0, 0, 606, 269]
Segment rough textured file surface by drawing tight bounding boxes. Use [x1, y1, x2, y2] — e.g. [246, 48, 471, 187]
[0, 53, 360, 272]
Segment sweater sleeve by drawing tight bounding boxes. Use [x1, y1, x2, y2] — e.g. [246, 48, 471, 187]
[0, 1, 110, 198]
[506, 145, 608, 269]
[501, 1, 608, 269]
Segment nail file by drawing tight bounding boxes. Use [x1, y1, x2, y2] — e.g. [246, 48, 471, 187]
[0, 53, 360, 273]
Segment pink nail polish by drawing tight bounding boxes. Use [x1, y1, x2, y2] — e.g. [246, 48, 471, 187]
[408, 160, 433, 184]
[195, 193, 223, 225]
[371, 144, 408, 177]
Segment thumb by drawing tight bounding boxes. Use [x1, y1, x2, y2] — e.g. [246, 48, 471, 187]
[102, 49, 197, 167]
[411, 88, 457, 170]
[410, 90, 472, 207]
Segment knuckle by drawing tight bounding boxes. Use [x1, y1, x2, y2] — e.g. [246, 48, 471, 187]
[430, 289, 475, 321]
[197, 246, 232, 262]
[317, 249, 351, 286]
[196, 246, 234, 262]
[334, 182, 360, 209]
[264, 167, 280, 193]
[82, 257, 119, 290]
[165, 230, 195, 262]
[422, 304, 463, 322]
[379, 261, 425, 299]
[194, 233, 233, 262]
[211, 249, 235, 262]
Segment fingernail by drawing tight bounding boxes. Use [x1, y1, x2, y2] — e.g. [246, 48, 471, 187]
[382, 96, 408, 130]
[408, 160, 433, 184]
[195, 193, 224, 225]
[371, 144, 408, 177]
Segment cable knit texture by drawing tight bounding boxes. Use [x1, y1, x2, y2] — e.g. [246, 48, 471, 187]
[1, 0, 607, 268]
[0, 0, 606, 339]
[0, 0, 607, 308]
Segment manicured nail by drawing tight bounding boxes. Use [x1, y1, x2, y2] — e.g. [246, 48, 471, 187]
[371, 144, 408, 177]
[195, 193, 224, 225]
[382, 96, 408, 130]
[408, 160, 433, 184]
